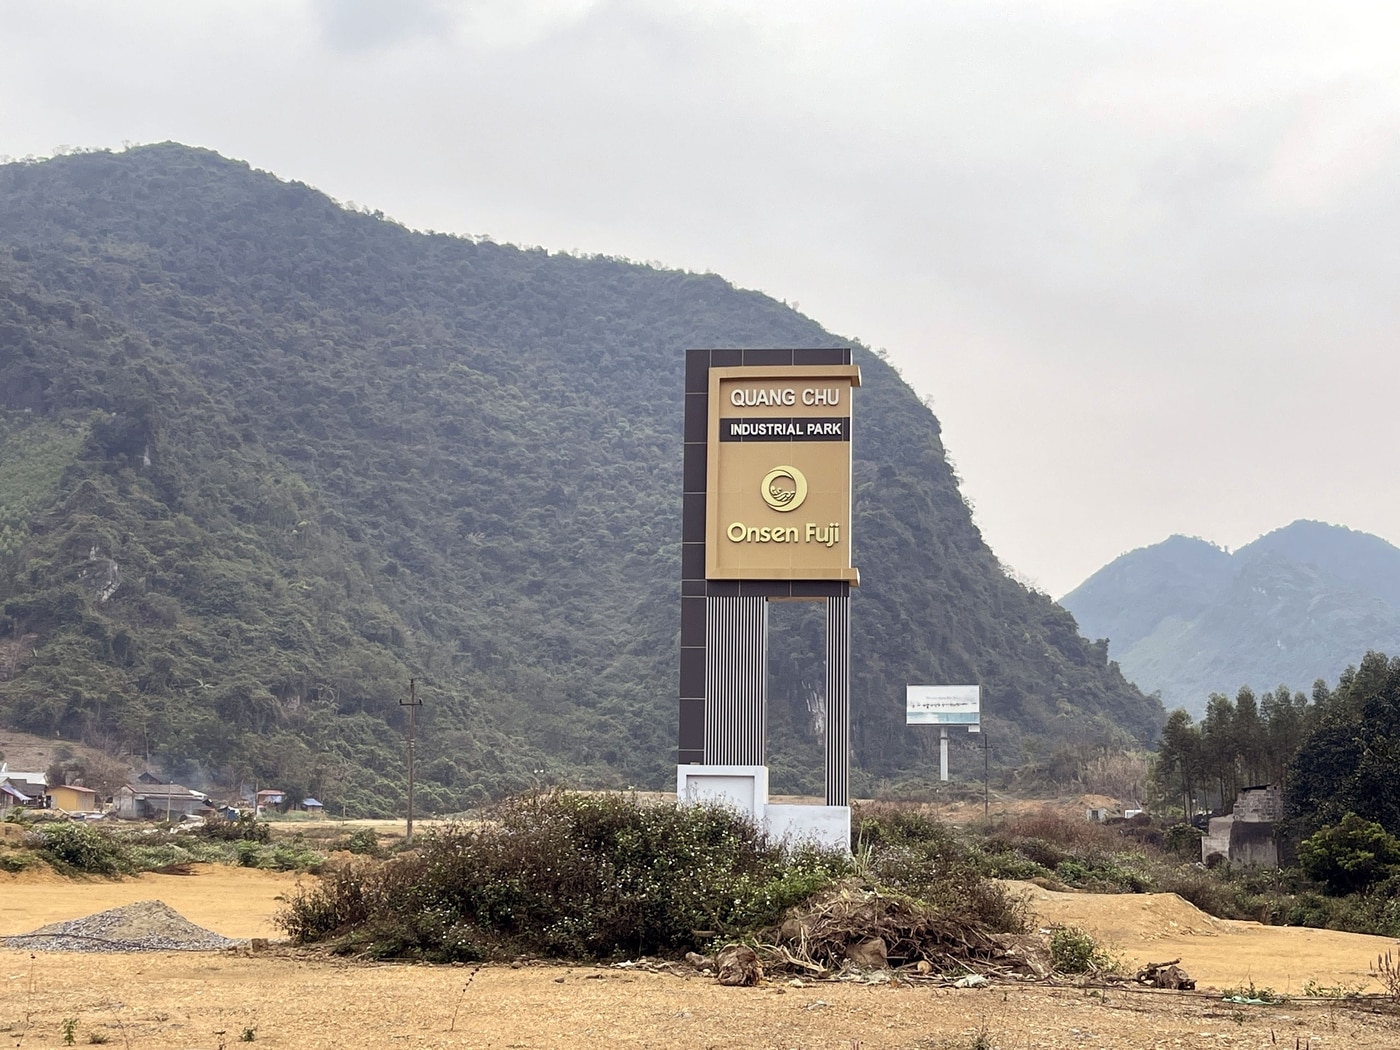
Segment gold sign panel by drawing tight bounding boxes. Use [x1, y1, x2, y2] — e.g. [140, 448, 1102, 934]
[706, 364, 860, 582]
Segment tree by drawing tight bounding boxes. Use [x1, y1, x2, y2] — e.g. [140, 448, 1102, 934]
[1297, 813, 1400, 895]
[1201, 693, 1237, 810]
[1259, 684, 1310, 790]
[1285, 652, 1400, 838]
[1155, 709, 1202, 818]
[1233, 686, 1262, 785]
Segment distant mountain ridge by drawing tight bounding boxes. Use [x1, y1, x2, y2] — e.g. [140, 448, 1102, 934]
[1240, 520, 1400, 611]
[1061, 521, 1400, 715]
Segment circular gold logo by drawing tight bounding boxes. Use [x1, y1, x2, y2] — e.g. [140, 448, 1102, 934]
[761, 465, 808, 512]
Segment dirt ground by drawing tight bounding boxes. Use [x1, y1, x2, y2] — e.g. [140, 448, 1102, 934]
[1005, 880, 1399, 996]
[2, 865, 1399, 1049]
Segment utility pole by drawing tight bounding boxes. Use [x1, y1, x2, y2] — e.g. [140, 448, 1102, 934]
[983, 731, 989, 820]
[400, 678, 422, 845]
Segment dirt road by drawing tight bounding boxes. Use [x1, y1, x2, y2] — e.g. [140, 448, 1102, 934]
[1, 865, 1397, 1049]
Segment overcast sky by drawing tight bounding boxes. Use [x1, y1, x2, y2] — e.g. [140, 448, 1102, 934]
[4, 1, 1398, 597]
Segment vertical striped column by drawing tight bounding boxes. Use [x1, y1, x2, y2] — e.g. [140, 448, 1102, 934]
[702, 595, 768, 765]
[824, 594, 851, 805]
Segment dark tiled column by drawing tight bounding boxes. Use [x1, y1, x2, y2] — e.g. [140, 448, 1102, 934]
[824, 594, 851, 805]
[678, 349, 711, 764]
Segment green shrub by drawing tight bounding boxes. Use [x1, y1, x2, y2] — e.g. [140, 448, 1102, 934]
[973, 840, 1052, 882]
[340, 828, 383, 857]
[196, 814, 271, 843]
[36, 822, 131, 875]
[1049, 925, 1112, 974]
[1155, 862, 1286, 924]
[0, 850, 37, 873]
[853, 805, 950, 849]
[124, 843, 189, 869]
[279, 791, 849, 961]
[232, 839, 322, 871]
[1278, 887, 1400, 938]
[1163, 823, 1203, 858]
[1298, 814, 1400, 895]
[854, 806, 1028, 932]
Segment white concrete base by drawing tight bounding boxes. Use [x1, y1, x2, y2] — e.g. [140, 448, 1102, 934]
[676, 764, 851, 853]
[766, 804, 851, 851]
[675, 764, 768, 817]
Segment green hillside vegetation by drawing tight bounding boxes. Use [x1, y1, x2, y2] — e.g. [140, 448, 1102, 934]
[0, 144, 1159, 813]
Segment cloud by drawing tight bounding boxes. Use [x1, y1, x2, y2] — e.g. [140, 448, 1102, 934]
[313, 0, 451, 51]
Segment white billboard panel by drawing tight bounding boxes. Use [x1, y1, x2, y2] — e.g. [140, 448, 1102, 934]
[906, 685, 981, 726]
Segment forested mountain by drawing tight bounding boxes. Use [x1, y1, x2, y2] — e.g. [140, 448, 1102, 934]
[1062, 523, 1400, 717]
[1061, 535, 1234, 655]
[0, 144, 1159, 814]
[1240, 521, 1400, 612]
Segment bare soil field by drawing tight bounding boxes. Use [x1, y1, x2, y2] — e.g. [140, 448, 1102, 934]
[2, 865, 1398, 1049]
[1005, 880, 1399, 996]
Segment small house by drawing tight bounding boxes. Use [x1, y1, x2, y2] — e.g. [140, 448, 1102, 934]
[116, 782, 211, 821]
[255, 789, 288, 815]
[300, 797, 324, 815]
[48, 784, 99, 814]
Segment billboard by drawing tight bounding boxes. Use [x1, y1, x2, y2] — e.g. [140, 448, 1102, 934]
[906, 685, 981, 726]
[705, 364, 860, 582]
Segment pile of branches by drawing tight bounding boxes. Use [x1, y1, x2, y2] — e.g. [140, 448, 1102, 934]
[761, 883, 1048, 979]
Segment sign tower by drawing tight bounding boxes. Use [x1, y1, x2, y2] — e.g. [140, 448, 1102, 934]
[676, 348, 859, 849]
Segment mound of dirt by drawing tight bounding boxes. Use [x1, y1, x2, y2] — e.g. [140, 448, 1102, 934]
[5, 899, 241, 952]
[1001, 880, 1234, 941]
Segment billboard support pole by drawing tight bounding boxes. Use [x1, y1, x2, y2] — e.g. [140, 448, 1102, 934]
[939, 727, 949, 782]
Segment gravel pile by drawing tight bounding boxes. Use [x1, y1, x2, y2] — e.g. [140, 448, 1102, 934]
[5, 900, 241, 953]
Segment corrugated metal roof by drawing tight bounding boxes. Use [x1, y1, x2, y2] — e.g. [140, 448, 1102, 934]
[124, 782, 199, 798]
